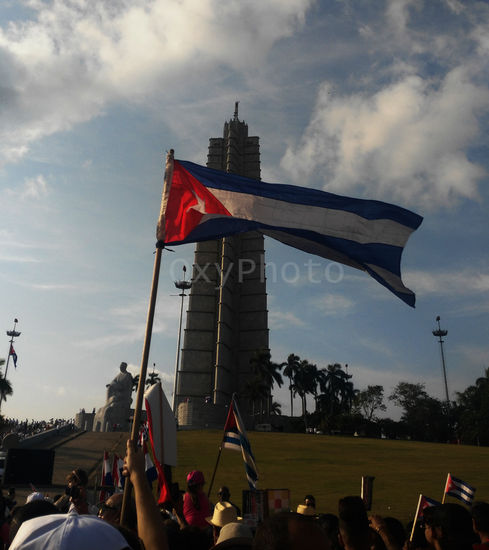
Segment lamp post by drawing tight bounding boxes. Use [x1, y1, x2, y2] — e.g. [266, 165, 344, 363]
[172, 266, 192, 414]
[1, 318, 21, 409]
[432, 315, 450, 407]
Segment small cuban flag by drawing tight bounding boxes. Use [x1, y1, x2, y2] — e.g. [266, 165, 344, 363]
[9, 345, 17, 368]
[444, 473, 475, 505]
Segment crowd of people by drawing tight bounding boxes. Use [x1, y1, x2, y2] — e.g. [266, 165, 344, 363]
[2, 439, 488, 550]
[1, 418, 74, 440]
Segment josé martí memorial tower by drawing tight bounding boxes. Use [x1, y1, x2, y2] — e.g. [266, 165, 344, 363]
[175, 105, 269, 428]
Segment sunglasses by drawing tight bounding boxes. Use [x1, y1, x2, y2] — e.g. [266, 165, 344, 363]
[98, 502, 120, 514]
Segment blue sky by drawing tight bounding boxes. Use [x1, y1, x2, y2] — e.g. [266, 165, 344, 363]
[1, 0, 488, 422]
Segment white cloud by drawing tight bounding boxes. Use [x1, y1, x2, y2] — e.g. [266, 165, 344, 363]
[405, 268, 489, 296]
[269, 310, 306, 330]
[281, 67, 489, 208]
[312, 293, 355, 316]
[21, 174, 48, 199]
[0, 0, 312, 166]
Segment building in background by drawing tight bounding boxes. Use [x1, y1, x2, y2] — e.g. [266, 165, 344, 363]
[175, 106, 269, 428]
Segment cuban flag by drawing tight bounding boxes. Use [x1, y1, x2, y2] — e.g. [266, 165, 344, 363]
[222, 396, 258, 489]
[410, 494, 441, 542]
[156, 153, 423, 307]
[444, 473, 475, 505]
[9, 345, 17, 368]
[99, 451, 114, 502]
[139, 422, 170, 504]
[112, 454, 125, 491]
[418, 495, 440, 517]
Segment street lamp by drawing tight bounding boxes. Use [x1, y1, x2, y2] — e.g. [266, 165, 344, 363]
[432, 315, 450, 407]
[172, 266, 192, 414]
[1, 318, 21, 408]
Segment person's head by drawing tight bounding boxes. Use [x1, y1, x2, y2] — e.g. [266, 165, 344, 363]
[383, 517, 406, 548]
[214, 521, 253, 550]
[472, 501, 489, 536]
[120, 362, 128, 373]
[218, 486, 231, 502]
[9, 500, 59, 544]
[424, 503, 474, 550]
[187, 470, 205, 491]
[207, 501, 239, 543]
[253, 511, 331, 550]
[98, 494, 126, 528]
[9, 510, 131, 550]
[65, 469, 89, 503]
[317, 514, 341, 550]
[304, 495, 316, 509]
[337, 496, 369, 550]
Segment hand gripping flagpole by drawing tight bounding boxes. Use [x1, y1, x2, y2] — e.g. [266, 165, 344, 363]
[120, 150, 174, 526]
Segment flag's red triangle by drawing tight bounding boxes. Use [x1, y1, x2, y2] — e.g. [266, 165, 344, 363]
[164, 160, 231, 242]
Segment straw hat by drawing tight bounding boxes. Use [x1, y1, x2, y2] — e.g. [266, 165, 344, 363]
[206, 501, 241, 527]
[296, 504, 316, 516]
[214, 522, 253, 549]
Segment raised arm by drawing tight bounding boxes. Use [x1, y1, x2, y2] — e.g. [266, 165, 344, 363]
[123, 439, 169, 550]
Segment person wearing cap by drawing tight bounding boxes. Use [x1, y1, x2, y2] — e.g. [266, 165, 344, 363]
[183, 470, 212, 529]
[218, 486, 242, 517]
[212, 521, 253, 550]
[206, 501, 241, 544]
[8, 509, 132, 550]
[296, 494, 316, 517]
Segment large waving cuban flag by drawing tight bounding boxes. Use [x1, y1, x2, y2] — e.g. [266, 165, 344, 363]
[157, 153, 423, 307]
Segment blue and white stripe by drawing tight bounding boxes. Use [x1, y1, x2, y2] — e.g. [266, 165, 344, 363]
[446, 475, 476, 504]
[177, 160, 423, 307]
[223, 398, 258, 490]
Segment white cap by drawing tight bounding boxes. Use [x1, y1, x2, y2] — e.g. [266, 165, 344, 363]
[9, 510, 129, 550]
[25, 493, 45, 504]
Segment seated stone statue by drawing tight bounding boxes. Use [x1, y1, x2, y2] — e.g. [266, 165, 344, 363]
[106, 361, 133, 406]
[93, 361, 134, 432]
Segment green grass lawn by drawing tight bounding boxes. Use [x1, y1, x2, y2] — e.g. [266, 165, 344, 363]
[173, 430, 489, 524]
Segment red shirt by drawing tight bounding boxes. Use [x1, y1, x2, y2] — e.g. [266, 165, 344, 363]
[183, 491, 211, 528]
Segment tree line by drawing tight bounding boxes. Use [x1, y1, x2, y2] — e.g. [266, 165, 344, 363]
[241, 351, 489, 446]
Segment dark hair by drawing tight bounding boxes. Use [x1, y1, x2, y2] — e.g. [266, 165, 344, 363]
[253, 512, 292, 550]
[219, 486, 231, 500]
[472, 501, 489, 533]
[187, 484, 202, 510]
[338, 496, 369, 548]
[66, 468, 88, 486]
[253, 512, 329, 550]
[383, 517, 406, 548]
[424, 503, 474, 550]
[304, 495, 315, 507]
[317, 513, 341, 550]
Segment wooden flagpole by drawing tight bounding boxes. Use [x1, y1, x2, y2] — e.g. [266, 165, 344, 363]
[207, 394, 236, 498]
[441, 473, 449, 504]
[409, 494, 423, 542]
[120, 151, 173, 525]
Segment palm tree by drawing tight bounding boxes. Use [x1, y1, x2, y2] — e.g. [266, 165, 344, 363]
[250, 350, 283, 417]
[0, 359, 13, 404]
[270, 401, 282, 415]
[282, 354, 301, 417]
[241, 375, 269, 418]
[322, 363, 351, 416]
[291, 359, 317, 428]
[146, 364, 162, 387]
